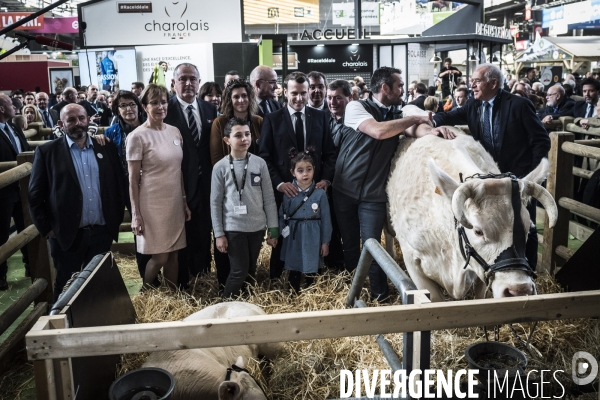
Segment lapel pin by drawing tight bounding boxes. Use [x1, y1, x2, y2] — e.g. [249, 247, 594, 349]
[174, 139, 180, 146]
[97, 153, 103, 159]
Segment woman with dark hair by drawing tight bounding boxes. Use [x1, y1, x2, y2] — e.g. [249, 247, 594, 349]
[105, 91, 146, 169]
[210, 79, 262, 165]
[199, 81, 222, 112]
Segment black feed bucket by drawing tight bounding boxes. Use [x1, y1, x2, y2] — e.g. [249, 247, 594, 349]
[109, 367, 175, 400]
[465, 342, 528, 384]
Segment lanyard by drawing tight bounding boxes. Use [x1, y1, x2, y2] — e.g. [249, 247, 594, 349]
[283, 185, 316, 222]
[229, 153, 249, 203]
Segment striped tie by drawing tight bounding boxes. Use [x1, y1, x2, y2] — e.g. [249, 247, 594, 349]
[481, 101, 495, 156]
[187, 105, 201, 175]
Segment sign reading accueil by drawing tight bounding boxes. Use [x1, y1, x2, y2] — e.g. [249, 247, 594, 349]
[80, 0, 242, 47]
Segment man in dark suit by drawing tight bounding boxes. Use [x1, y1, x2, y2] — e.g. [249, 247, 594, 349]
[50, 87, 77, 123]
[250, 65, 282, 118]
[258, 71, 337, 279]
[77, 85, 112, 126]
[538, 84, 575, 123]
[572, 78, 599, 119]
[419, 63, 550, 269]
[408, 83, 427, 110]
[307, 71, 328, 111]
[29, 104, 126, 301]
[163, 63, 218, 287]
[35, 92, 55, 129]
[0, 94, 30, 290]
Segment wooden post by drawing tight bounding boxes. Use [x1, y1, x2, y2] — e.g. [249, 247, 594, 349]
[18, 152, 54, 304]
[541, 132, 574, 274]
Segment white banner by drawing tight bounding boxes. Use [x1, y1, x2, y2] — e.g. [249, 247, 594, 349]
[135, 43, 215, 85]
[332, 2, 381, 26]
[80, 0, 242, 47]
[407, 43, 435, 85]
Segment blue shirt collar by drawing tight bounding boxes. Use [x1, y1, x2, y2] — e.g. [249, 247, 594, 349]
[66, 134, 93, 149]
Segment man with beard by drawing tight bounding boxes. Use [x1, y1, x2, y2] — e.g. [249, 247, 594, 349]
[78, 85, 112, 126]
[538, 84, 575, 123]
[307, 71, 328, 110]
[258, 71, 337, 279]
[29, 104, 126, 301]
[573, 78, 599, 119]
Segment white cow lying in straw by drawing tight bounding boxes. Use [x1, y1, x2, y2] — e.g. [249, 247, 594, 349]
[385, 106, 558, 302]
[143, 302, 282, 400]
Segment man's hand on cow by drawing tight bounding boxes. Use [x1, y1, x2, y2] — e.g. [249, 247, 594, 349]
[315, 180, 329, 191]
[432, 126, 456, 140]
[541, 116, 553, 124]
[216, 236, 228, 253]
[278, 182, 298, 198]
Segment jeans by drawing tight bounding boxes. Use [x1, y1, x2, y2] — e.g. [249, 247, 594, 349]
[223, 230, 264, 298]
[334, 189, 389, 300]
[48, 225, 113, 302]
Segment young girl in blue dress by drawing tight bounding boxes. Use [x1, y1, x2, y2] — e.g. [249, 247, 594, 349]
[279, 148, 332, 293]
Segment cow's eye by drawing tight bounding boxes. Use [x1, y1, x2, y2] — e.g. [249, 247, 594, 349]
[474, 228, 484, 237]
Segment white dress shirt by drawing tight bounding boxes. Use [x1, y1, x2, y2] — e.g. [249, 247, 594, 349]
[177, 96, 202, 138]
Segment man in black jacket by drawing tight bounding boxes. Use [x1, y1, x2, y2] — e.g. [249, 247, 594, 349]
[538, 84, 575, 123]
[29, 104, 126, 301]
[50, 87, 77, 123]
[336, 67, 437, 300]
[573, 78, 599, 119]
[0, 94, 30, 290]
[408, 83, 428, 110]
[258, 71, 337, 279]
[418, 63, 550, 269]
[250, 65, 282, 118]
[77, 85, 112, 126]
[163, 63, 218, 287]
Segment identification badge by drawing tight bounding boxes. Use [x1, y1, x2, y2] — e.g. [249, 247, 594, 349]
[234, 205, 247, 215]
[282, 225, 290, 238]
[251, 173, 261, 186]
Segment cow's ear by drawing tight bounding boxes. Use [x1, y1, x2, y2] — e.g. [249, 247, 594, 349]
[427, 159, 459, 200]
[218, 381, 240, 400]
[522, 158, 549, 185]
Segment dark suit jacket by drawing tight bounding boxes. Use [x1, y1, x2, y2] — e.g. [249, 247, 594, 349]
[573, 100, 596, 119]
[433, 89, 550, 178]
[258, 106, 337, 200]
[0, 123, 30, 200]
[163, 96, 217, 210]
[537, 97, 576, 120]
[28, 136, 126, 251]
[409, 95, 426, 110]
[77, 100, 112, 126]
[50, 100, 69, 117]
[257, 98, 282, 118]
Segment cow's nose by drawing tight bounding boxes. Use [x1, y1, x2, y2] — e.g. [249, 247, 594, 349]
[504, 283, 535, 297]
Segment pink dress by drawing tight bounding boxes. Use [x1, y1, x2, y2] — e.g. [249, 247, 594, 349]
[126, 123, 186, 254]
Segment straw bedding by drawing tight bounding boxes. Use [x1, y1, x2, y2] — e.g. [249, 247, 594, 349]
[114, 241, 599, 400]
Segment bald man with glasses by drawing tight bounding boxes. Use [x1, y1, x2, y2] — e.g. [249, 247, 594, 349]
[538, 84, 575, 124]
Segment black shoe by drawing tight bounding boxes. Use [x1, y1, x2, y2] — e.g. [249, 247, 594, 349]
[0, 276, 8, 291]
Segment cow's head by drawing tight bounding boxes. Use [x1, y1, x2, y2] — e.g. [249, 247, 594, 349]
[218, 357, 267, 400]
[428, 158, 558, 298]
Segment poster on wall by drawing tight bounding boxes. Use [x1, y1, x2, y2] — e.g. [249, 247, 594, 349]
[332, 2, 380, 26]
[135, 43, 215, 85]
[243, 0, 319, 25]
[407, 43, 435, 85]
[78, 49, 138, 91]
[540, 66, 563, 88]
[48, 68, 74, 95]
[80, 0, 242, 47]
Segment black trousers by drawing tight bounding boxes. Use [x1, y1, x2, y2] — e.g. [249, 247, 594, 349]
[222, 230, 264, 298]
[0, 195, 29, 278]
[269, 194, 285, 279]
[324, 189, 344, 269]
[48, 225, 112, 302]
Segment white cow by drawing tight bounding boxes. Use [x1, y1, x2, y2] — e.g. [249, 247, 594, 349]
[143, 302, 283, 400]
[387, 127, 558, 302]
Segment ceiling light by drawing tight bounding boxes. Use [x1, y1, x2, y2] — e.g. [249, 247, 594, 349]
[352, 43, 359, 46]
[429, 55, 442, 63]
[317, 44, 324, 47]
[514, 12, 523, 15]
[490, 18, 497, 21]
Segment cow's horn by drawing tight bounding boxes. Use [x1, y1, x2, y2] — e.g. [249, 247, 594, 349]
[522, 181, 558, 228]
[452, 183, 474, 229]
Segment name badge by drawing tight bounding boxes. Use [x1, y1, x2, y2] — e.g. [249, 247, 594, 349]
[174, 140, 180, 146]
[282, 225, 290, 238]
[234, 205, 247, 215]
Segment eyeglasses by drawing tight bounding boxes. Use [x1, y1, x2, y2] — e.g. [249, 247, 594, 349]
[118, 103, 137, 109]
[469, 78, 485, 85]
[546, 93, 558, 97]
[258, 79, 278, 86]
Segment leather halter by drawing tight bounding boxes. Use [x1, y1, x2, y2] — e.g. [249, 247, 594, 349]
[455, 172, 536, 287]
[224, 364, 267, 397]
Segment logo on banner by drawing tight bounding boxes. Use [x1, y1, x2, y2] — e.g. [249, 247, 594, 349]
[165, 1, 188, 18]
[144, 1, 209, 39]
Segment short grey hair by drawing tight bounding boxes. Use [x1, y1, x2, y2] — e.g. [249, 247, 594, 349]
[532, 82, 544, 91]
[249, 65, 275, 86]
[173, 63, 201, 79]
[550, 84, 565, 96]
[563, 79, 575, 89]
[478, 63, 504, 85]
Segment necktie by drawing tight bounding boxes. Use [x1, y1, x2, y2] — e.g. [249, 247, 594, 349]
[43, 110, 53, 128]
[294, 112, 304, 152]
[380, 107, 388, 121]
[2, 125, 19, 153]
[261, 100, 271, 115]
[585, 104, 592, 118]
[187, 104, 202, 175]
[481, 101, 495, 156]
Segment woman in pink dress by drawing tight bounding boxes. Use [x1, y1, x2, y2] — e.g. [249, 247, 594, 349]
[126, 84, 191, 288]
